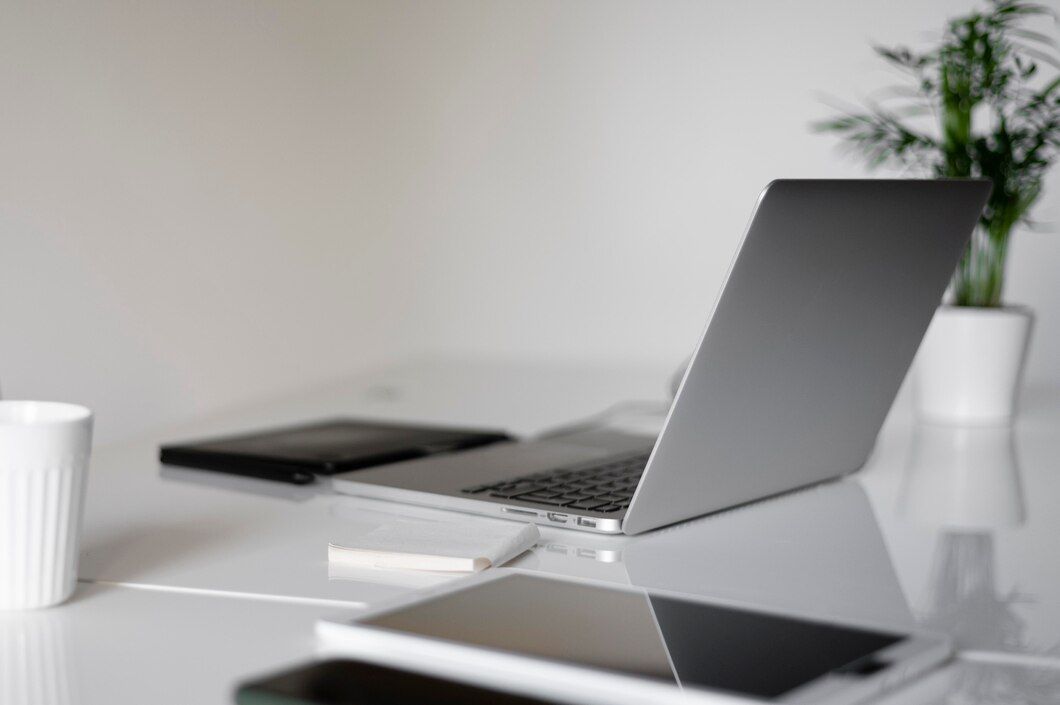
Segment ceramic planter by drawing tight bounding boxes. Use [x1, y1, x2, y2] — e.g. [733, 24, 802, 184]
[914, 305, 1033, 425]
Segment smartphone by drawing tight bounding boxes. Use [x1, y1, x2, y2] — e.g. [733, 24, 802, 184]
[317, 571, 952, 705]
[160, 418, 511, 484]
[235, 658, 565, 705]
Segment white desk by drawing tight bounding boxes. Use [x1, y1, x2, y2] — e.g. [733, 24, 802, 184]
[9, 358, 1060, 704]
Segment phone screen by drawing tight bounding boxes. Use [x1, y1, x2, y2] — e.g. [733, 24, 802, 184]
[363, 574, 904, 700]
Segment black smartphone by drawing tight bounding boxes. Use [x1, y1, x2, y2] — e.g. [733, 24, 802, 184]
[160, 418, 512, 485]
[234, 659, 565, 705]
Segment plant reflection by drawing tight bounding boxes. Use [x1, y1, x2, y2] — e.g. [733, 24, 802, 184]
[899, 423, 1060, 704]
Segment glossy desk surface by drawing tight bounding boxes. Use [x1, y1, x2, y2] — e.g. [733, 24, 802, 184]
[10, 358, 1060, 704]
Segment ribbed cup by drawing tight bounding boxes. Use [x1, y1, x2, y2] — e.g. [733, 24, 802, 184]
[0, 402, 92, 610]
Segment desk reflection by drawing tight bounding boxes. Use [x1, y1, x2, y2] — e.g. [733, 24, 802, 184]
[0, 607, 79, 705]
[899, 424, 1028, 653]
[159, 464, 321, 503]
[899, 424, 1024, 531]
[921, 532, 1027, 653]
[896, 422, 1060, 690]
[618, 479, 914, 628]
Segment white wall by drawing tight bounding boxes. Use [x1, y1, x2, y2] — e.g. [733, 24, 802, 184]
[3, 1, 1058, 443]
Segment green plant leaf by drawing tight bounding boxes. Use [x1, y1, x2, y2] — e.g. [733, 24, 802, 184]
[812, 0, 1060, 306]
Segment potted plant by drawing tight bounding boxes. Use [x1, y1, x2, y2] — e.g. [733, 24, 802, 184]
[815, 0, 1059, 424]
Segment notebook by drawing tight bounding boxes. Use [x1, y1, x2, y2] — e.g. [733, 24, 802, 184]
[328, 518, 540, 573]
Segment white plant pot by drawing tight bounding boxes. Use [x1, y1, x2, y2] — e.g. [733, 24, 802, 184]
[914, 305, 1033, 425]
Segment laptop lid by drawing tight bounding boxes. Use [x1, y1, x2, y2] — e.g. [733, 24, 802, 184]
[622, 179, 990, 535]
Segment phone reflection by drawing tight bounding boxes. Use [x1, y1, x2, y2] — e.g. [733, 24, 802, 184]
[158, 464, 321, 503]
[0, 607, 80, 705]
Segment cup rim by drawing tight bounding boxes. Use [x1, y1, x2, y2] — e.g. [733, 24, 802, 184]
[0, 400, 93, 427]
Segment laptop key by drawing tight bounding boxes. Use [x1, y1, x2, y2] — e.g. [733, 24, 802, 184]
[515, 494, 569, 506]
[460, 451, 650, 503]
[490, 484, 545, 498]
[567, 499, 610, 510]
[529, 489, 564, 499]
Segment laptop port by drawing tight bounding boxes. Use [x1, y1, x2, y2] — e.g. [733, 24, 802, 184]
[576, 517, 598, 528]
[502, 507, 538, 517]
[546, 512, 568, 524]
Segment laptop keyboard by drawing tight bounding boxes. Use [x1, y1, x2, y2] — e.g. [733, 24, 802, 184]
[460, 452, 649, 513]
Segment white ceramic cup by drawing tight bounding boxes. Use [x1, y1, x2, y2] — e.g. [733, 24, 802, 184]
[0, 401, 92, 610]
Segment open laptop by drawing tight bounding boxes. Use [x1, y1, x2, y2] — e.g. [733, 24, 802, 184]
[333, 179, 990, 535]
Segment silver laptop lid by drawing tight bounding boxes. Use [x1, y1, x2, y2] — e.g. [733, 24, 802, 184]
[623, 179, 990, 535]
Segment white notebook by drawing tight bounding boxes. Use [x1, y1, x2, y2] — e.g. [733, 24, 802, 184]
[328, 518, 540, 573]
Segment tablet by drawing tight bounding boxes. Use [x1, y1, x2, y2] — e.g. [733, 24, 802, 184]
[317, 571, 950, 705]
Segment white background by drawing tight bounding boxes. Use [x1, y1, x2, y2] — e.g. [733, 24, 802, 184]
[2, 0, 1058, 443]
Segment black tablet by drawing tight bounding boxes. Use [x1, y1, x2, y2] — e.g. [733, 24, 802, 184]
[159, 418, 512, 485]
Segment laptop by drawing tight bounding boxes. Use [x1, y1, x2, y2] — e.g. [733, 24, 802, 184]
[333, 179, 990, 535]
